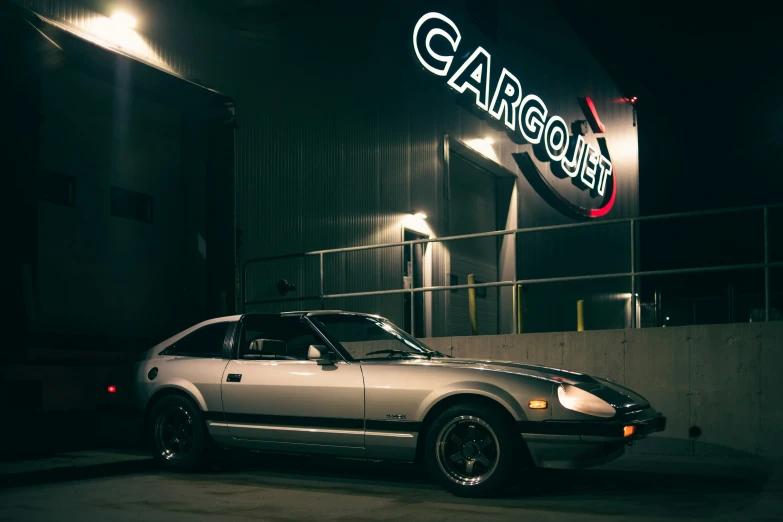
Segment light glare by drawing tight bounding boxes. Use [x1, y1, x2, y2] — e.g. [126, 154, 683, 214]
[111, 11, 137, 28]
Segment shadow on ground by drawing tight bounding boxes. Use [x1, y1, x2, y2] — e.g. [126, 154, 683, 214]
[183, 450, 774, 518]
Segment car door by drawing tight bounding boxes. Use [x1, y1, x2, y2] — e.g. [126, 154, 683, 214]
[220, 315, 365, 453]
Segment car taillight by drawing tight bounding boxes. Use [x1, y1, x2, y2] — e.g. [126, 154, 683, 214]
[107, 385, 117, 394]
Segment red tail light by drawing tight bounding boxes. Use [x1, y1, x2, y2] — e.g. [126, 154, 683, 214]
[107, 385, 117, 394]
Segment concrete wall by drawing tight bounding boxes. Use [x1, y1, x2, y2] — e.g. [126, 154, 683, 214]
[422, 321, 783, 459]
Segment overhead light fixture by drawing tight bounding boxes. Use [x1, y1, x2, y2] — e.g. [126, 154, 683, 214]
[483, 137, 494, 144]
[413, 212, 427, 220]
[111, 11, 137, 28]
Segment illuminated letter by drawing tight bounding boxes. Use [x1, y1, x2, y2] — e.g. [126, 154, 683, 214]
[579, 144, 600, 189]
[561, 134, 586, 178]
[489, 68, 522, 131]
[544, 116, 570, 162]
[447, 46, 491, 111]
[519, 95, 548, 144]
[596, 156, 613, 196]
[413, 12, 462, 77]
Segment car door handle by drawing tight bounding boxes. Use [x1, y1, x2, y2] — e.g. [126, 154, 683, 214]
[227, 374, 242, 383]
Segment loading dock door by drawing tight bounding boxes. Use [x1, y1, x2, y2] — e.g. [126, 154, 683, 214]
[447, 154, 500, 336]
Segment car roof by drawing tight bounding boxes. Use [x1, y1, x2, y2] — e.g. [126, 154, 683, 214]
[152, 315, 242, 351]
[243, 310, 383, 319]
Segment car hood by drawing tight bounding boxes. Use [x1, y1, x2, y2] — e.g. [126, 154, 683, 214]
[426, 357, 651, 412]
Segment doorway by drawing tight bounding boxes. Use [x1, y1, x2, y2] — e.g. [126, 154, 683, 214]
[403, 229, 427, 337]
[445, 137, 517, 336]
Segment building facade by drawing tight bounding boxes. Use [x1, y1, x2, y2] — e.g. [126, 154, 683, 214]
[7, 0, 639, 352]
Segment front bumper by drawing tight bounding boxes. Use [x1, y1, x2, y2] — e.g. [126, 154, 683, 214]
[519, 409, 666, 443]
[519, 409, 667, 469]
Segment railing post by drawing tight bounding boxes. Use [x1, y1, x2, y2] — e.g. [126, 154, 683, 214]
[410, 243, 416, 337]
[319, 252, 324, 310]
[764, 207, 770, 322]
[517, 283, 524, 334]
[241, 262, 246, 314]
[630, 219, 637, 328]
[511, 281, 517, 334]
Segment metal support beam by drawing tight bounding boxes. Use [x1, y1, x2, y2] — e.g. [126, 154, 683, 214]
[517, 284, 524, 334]
[630, 219, 636, 329]
[319, 252, 324, 311]
[764, 207, 770, 322]
[410, 243, 415, 337]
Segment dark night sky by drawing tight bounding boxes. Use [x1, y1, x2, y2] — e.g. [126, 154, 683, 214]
[553, 1, 783, 215]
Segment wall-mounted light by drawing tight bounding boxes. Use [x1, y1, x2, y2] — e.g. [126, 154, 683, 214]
[465, 137, 499, 162]
[402, 211, 432, 236]
[111, 11, 137, 28]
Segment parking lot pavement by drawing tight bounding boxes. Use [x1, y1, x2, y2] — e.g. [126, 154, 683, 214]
[0, 450, 153, 489]
[0, 452, 780, 522]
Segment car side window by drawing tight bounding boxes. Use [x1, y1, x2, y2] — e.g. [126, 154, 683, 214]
[239, 316, 323, 361]
[161, 322, 229, 358]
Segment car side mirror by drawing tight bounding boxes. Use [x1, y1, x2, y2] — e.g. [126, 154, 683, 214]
[308, 345, 335, 365]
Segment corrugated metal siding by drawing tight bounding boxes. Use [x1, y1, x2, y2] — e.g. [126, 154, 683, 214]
[24, 0, 641, 333]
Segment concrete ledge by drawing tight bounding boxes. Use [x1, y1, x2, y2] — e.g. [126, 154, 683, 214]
[422, 321, 783, 459]
[0, 450, 154, 489]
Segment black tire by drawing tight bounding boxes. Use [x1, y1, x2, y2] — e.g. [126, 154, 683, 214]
[424, 401, 521, 497]
[148, 395, 210, 472]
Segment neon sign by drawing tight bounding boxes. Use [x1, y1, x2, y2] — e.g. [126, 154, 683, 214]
[412, 12, 617, 218]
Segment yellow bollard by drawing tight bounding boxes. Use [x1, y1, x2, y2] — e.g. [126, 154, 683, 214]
[516, 284, 524, 334]
[577, 299, 584, 331]
[468, 274, 478, 335]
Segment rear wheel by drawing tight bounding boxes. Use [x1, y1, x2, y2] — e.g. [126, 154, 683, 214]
[425, 402, 520, 497]
[149, 395, 209, 471]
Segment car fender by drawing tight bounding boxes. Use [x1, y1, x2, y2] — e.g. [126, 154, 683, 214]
[415, 380, 528, 423]
[148, 378, 209, 413]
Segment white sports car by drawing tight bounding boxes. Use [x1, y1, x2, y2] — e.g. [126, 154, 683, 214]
[107, 311, 666, 496]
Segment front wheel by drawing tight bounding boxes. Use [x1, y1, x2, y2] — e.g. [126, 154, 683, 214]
[425, 402, 521, 497]
[148, 395, 209, 471]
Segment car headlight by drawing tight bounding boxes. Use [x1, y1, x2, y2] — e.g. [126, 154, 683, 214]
[557, 384, 616, 418]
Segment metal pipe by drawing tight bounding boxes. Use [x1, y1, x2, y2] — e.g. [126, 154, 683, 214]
[319, 252, 324, 311]
[577, 300, 585, 332]
[765, 207, 770, 322]
[638, 262, 783, 278]
[241, 262, 246, 314]
[410, 243, 416, 337]
[468, 274, 478, 335]
[630, 219, 636, 329]
[242, 202, 783, 267]
[517, 284, 524, 334]
[244, 261, 783, 307]
[511, 281, 517, 335]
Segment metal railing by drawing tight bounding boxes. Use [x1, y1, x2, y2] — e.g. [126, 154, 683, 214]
[242, 203, 783, 334]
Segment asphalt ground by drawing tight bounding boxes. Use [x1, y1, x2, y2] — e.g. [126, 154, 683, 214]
[0, 451, 781, 522]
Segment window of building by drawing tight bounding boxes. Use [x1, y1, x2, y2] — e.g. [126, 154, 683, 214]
[160, 322, 229, 358]
[110, 186, 153, 223]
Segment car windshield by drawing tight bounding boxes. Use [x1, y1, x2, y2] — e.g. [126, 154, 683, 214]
[310, 314, 447, 361]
